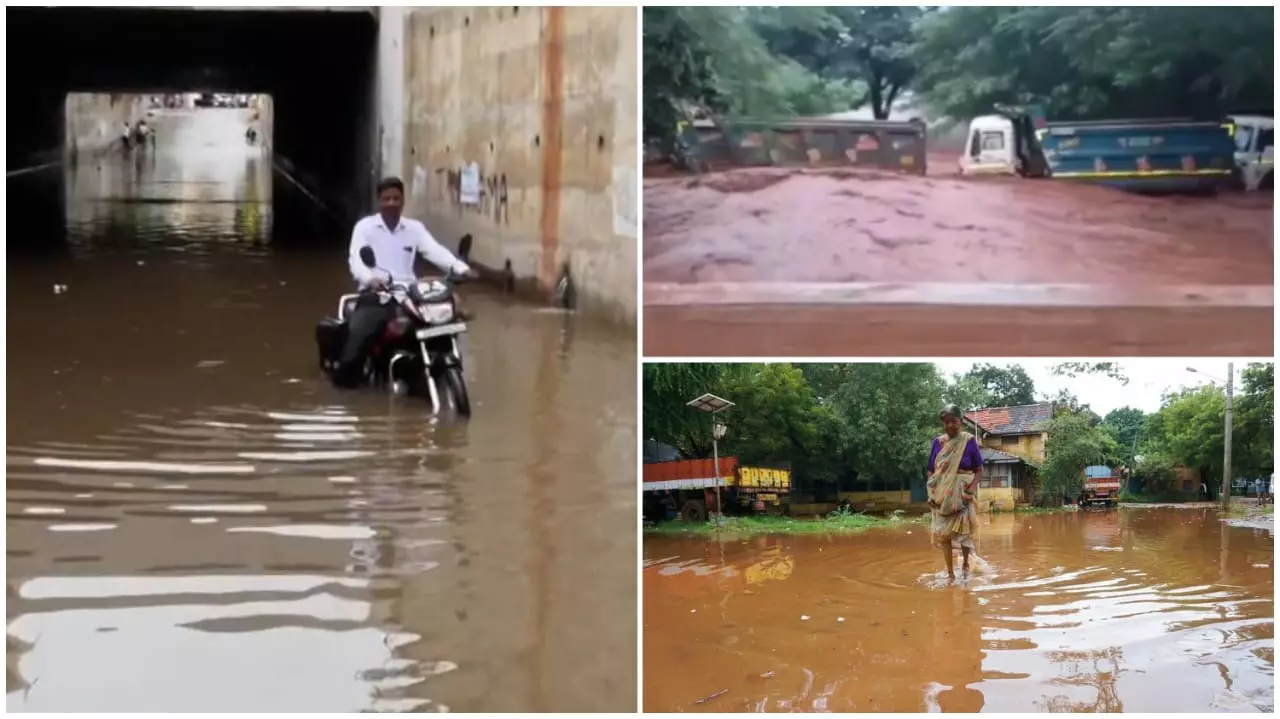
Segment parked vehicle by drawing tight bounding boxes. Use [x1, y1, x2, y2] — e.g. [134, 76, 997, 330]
[1228, 115, 1274, 191]
[674, 111, 928, 175]
[1080, 465, 1121, 508]
[314, 238, 473, 416]
[958, 106, 1237, 193]
[642, 456, 792, 522]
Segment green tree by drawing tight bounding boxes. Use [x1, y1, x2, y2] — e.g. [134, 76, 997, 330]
[1101, 407, 1146, 463]
[942, 373, 992, 413]
[642, 363, 726, 457]
[716, 364, 844, 486]
[1053, 362, 1130, 385]
[1143, 385, 1229, 484]
[961, 363, 1036, 407]
[642, 7, 725, 152]
[912, 7, 1273, 121]
[1041, 411, 1118, 504]
[753, 6, 927, 118]
[823, 363, 945, 486]
[1233, 362, 1274, 478]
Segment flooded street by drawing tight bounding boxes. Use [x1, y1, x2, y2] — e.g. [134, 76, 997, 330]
[643, 508, 1274, 713]
[7, 108, 636, 712]
[642, 166, 1273, 356]
[644, 167, 1273, 286]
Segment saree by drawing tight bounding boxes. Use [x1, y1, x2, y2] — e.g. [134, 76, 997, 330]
[927, 431, 978, 550]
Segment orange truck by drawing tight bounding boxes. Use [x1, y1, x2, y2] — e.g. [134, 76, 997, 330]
[642, 456, 792, 522]
[1081, 465, 1122, 508]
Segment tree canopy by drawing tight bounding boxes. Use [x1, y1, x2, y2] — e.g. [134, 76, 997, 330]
[643, 6, 1273, 149]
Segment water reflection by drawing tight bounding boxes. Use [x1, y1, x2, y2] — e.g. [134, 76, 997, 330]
[643, 508, 1274, 713]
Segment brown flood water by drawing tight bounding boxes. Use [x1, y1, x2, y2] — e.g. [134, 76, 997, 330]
[7, 109, 636, 712]
[643, 508, 1274, 713]
[644, 167, 1273, 286]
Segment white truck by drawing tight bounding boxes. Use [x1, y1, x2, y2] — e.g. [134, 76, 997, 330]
[1228, 114, 1274, 191]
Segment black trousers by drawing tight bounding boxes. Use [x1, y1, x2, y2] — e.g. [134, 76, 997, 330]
[333, 295, 398, 388]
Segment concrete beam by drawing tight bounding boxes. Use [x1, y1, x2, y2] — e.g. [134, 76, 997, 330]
[147, 5, 374, 13]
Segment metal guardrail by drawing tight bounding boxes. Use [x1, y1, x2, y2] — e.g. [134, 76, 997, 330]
[678, 116, 928, 175]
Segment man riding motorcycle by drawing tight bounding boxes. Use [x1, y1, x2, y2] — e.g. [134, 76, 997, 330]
[333, 176, 478, 388]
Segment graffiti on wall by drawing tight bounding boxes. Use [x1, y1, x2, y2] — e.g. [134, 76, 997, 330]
[435, 164, 510, 225]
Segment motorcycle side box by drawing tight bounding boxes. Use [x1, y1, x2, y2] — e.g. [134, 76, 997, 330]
[315, 317, 347, 370]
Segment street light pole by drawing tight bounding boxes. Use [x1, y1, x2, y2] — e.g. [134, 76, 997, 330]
[1223, 362, 1234, 510]
[687, 393, 735, 527]
[711, 419, 724, 525]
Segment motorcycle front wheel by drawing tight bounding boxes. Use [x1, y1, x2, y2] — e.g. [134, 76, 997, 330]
[439, 366, 471, 417]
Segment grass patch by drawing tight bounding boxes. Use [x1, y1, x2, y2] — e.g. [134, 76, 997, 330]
[1005, 505, 1076, 514]
[1223, 501, 1273, 517]
[1118, 491, 1201, 504]
[645, 509, 924, 536]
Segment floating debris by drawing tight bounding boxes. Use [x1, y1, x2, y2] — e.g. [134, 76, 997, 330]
[694, 689, 729, 705]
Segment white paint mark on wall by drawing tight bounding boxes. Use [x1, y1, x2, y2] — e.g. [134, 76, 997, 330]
[612, 165, 638, 238]
[411, 165, 427, 207]
[460, 162, 481, 205]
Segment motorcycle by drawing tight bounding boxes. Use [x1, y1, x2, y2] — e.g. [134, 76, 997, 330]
[315, 235, 474, 416]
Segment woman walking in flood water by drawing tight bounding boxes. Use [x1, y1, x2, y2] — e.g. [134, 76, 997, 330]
[927, 404, 984, 583]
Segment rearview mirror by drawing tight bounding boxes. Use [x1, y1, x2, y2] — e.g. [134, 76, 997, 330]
[458, 233, 473, 262]
[358, 246, 376, 269]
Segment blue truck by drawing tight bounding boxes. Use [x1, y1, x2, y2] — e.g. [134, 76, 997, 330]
[959, 106, 1237, 193]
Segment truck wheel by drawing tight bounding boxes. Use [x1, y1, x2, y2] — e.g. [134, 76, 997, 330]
[680, 499, 708, 523]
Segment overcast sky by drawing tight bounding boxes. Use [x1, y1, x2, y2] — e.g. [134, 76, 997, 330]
[932, 360, 1263, 416]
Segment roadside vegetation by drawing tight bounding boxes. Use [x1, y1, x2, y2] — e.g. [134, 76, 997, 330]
[644, 6, 1273, 152]
[646, 508, 924, 537]
[645, 362, 1274, 514]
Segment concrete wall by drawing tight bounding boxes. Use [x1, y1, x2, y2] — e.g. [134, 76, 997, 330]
[393, 6, 637, 323]
[63, 93, 148, 165]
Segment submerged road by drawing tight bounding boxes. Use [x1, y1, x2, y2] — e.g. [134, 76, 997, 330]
[643, 166, 1273, 356]
[6, 108, 636, 712]
[643, 507, 1274, 713]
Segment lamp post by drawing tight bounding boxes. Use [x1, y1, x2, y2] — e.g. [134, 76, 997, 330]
[688, 393, 735, 525]
[1187, 364, 1234, 510]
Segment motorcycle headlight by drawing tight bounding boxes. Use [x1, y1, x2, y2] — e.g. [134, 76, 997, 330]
[419, 302, 454, 324]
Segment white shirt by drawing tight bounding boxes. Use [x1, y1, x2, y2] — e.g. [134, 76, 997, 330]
[347, 213, 470, 287]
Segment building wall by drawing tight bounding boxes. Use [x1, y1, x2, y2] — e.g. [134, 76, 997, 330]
[980, 432, 1047, 464]
[837, 490, 914, 508]
[63, 93, 148, 165]
[396, 6, 637, 324]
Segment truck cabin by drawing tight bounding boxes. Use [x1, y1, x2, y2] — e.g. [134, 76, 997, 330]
[958, 114, 1021, 176]
[1227, 115, 1274, 191]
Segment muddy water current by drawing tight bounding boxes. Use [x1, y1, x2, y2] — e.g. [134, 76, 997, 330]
[7, 108, 637, 712]
[643, 508, 1273, 713]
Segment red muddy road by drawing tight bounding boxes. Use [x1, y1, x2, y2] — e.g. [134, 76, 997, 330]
[644, 167, 1272, 285]
[643, 164, 1272, 356]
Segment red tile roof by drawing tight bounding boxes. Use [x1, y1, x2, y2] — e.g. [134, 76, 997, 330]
[966, 402, 1054, 436]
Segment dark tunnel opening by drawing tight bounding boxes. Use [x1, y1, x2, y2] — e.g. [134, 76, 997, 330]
[7, 6, 379, 251]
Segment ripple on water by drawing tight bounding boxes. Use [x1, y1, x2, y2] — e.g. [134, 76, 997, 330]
[643, 509, 1274, 713]
[6, 402, 457, 711]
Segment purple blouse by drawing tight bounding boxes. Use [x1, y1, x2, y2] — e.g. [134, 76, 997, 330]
[928, 436, 984, 474]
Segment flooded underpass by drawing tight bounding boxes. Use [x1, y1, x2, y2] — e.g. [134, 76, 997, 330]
[643, 508, 1274, 713]
[7, 108, 636, 712]
[642, 166, 1273, 356]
